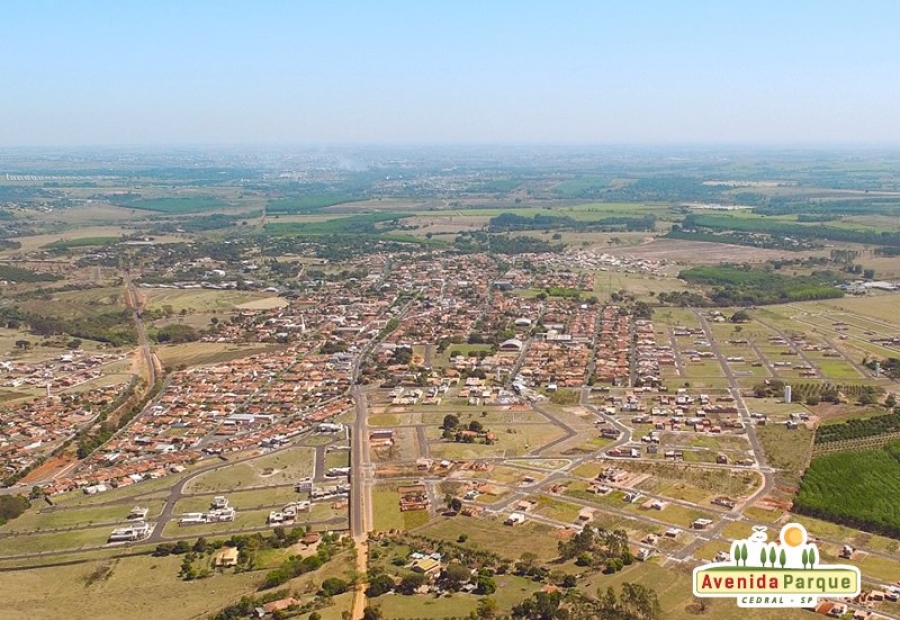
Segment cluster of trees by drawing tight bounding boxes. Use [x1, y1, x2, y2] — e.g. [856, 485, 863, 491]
[489, 212, 656, 233]
[266, 212, 412, 237]
[205, 588, 296, 620]
[654, 290, 707, 307]
[151, 212, 254, 234]
[749, 379, 876, 406]
[795, 382, 882, 407]
[0, 306, 137, 347]
[753, 198, 900, 218]
[681, 212, 900, 248]
[366, 563, 495, 599]
[815, 411, 900, 445]
[266, 194, 364, 215]
[666, 227, 820, 251]
[604, 175, 722, 203]
[678, 264, 843, 306]
[751, 379, 788, 399]
[151, 323, 200, 344]
[441, 414, 493, 443]
[261, 532, 345, 589]
[557, 526, 633, 573]
[0, 264, 61, 283]
[512, 583, 660, 620]
[453, 231, 563, 255]
[0, 494, 31, 525]
[794, 441, 900, 538]
[867, 357, 900, 380]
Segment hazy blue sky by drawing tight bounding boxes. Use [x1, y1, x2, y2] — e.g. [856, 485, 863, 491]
[3, 1, 899, 146]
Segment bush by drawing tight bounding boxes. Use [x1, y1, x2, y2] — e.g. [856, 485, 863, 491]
[320, 577, 349, 596]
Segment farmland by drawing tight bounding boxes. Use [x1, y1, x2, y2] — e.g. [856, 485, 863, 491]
[794, 441, 900, 538]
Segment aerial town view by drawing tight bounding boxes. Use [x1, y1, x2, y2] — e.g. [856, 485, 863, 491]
[2, 3, 899, 620]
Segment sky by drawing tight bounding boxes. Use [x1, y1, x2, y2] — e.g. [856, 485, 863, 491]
[2, 1, 900, 147]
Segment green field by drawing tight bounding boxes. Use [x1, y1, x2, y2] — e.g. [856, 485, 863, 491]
[756, 424, 814, 487]
[416, 516, 562, 560]
[371, 488, 403, 531]
[141, 288, 272, 314]
[0, 500, 164, 534]
[42, 236, 121, 249]
[794, 441, 900, 538]
[0, 547, 356, 620]
[374, 573, 538, 620]
[184, 449, 316, 494]
[156, 342, 280, 369]
[120, 196, 227, 213]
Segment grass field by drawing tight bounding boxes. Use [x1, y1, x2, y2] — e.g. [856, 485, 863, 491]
[4, 226, 135, 254]
[581, 561, 808, 620]
[0, 500, 165, 534]
[427, 423, 564, 459]
[155, 342, 280, 369]
[0, 525, 113, 556]
[755, 424, 814, 488]
[374, 574, 539, 620]
[175, 486, 301, 513]
[184, 449, 315, 494]
[371, 488, 405, 532]
[141, 288, 272, 313]
[416, 516, 562, 559]
[817, 293, 900, 325]
[17, 286, 126, 320]
[0, 546, 357, 620]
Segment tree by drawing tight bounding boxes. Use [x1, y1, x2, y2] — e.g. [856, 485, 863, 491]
[441, 563, 471, 591]
[321, 577, 350, 596]
[468, 420, 484, 433]
[397, 572, 427, 595]
[442, 414, 460, 430]
[779, 548, 787, 568]
[620, 582, 661, 620]
[477, 598, 499, 619]
[730, 310, 751, 323]
[366, 574, 394, 597]
[172, 540, 191, 554]
[475, 574, 497, 595]
[450, 497, 463, 513]
[362, 606, 383, 620]
[0, 494, 31, 524]
[517, 551, 538, 572]
[14, 339, 31, 351]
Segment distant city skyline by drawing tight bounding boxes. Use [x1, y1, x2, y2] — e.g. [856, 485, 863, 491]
[3, 1, 900, 147]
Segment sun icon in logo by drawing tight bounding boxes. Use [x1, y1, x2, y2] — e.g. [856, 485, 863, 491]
[780, 523, 808, 548]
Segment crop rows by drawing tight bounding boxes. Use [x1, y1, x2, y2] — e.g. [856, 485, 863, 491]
[794, 441, 900, 538]
[815, 410, 900, 444]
